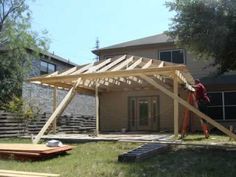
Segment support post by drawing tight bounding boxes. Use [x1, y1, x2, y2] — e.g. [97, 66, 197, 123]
[173, 73, 179, 137]
[52, 87, 57, 134]
[95, 83, 99, 136]
[140, 74, 236, 140]
[33, 78, 82, 144]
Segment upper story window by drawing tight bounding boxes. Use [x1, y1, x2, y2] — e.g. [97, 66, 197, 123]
[159, 49, 185, 64]
[40, 60, 56, 75]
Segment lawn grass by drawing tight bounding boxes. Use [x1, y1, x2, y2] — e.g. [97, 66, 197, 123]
[0, 137, 235, 177]
[181, 133, 236, 144]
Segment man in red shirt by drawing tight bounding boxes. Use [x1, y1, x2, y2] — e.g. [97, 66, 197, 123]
[194, 79, 210, 138]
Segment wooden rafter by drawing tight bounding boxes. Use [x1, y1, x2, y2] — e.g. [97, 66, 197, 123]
[71, 63, 94, 75]
[58, 66, 77, 76]
[98, 55, 126, 72]
[111, 56, 134, 71]
[85, 58, 111, 73]
[29, 65, 185, 84]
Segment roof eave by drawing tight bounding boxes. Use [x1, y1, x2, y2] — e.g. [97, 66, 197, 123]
[92, 41, 175, 56]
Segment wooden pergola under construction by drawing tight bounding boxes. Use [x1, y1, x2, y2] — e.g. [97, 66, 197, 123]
[29, 55, 236, 144]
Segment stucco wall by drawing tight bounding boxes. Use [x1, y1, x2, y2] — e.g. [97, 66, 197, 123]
[22, 82, 95, 116]
[99, 88, 187, 132]
[99, 44, 217, 79]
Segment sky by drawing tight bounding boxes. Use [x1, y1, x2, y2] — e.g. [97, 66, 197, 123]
[30, 0, 175, 65]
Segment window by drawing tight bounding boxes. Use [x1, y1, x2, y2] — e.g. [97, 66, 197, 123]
[40, 60, 56, 75]
[207, 91, 236, 120]
[159, 49, 185, 64]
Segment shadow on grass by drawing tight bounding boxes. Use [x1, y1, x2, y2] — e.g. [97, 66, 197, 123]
[182, 137, 206, 141]
[115, 147, 236, 177]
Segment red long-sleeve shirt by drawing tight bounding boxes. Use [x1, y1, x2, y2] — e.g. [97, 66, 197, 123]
[194, 83, 210, 103]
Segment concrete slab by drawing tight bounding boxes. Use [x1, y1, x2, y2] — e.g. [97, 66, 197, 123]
[40, 133, 173, 143]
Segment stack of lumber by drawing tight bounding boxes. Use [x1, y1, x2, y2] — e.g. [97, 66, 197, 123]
[0, 169, 60, 177]
[0, 144, 72, 161]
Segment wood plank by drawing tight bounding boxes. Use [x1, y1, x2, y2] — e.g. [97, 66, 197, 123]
[40, 145, 73, 154]
[52, 87, 57, 134]
[175, 70, 195, 91]
[33, 78, 82, 144]
[95, 83, 99, 136]
[0, 144, 53, 152]
[158, 61, 164, 68]
[126, 58, 142, 70]
[85, 58, 111, 73]
[0, 150, 41, 157]
[140, 74, 236, 140]
[97, 55, 126, 72]
[173, 75, 179, 137]
[142, 59, 152, 69]
[46, 71, 59, 77]
[111, 56, 134, 71]
[58, 66, 77, 76]
[29, 65, 186, 83]
[0, 170, 60, 177]
[70, 63, 94, 75]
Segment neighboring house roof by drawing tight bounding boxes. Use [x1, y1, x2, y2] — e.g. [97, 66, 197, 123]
[92, 33, 174, 55]
[41, 50, 77, 67]
[0, 46, 77, 66]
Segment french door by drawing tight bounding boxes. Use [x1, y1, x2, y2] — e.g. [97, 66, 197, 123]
[128, 96, 159, 131]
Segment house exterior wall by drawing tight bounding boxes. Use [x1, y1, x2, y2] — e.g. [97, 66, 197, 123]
[99, 88, 187, 132]
[98, 44, 216, 79]
[96, 42, 236, 132]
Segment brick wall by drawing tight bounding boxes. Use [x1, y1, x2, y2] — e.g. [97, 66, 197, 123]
[22, 82, 95, 116]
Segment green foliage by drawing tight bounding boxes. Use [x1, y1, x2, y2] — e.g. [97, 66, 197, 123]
[4, 96, 40, 120]
[0, 0, 49, 106]
[166, 0, 236, 73]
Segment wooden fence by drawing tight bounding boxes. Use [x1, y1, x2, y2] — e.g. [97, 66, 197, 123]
[0, 110, 95, 138]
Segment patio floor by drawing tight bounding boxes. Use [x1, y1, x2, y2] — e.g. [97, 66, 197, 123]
[40, 133, 173, 143]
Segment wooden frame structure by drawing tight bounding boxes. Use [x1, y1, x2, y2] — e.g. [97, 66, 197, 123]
[28, 55, 236, 144]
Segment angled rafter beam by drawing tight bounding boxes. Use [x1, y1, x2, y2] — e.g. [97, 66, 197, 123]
[85, 58, 111, 73]
[126, 57, 143, 84]
[175, 70, 195, 91]
[58, 66, 77, 76]
[127, 57, 143, 70]
[158, 61, 164, 67]
[140, 74, 236, 140]
[46, 71, 59, 77]
[98, 55, 126, 72]
[33, 78, 83, 144]
[94, 55, 127, 86]
[111, 56, 134, 71]
[142, 59, 153, 69]
[71, 63, 94, 75]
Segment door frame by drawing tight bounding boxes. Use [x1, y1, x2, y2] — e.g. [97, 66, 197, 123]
[128, 95, 160, 131]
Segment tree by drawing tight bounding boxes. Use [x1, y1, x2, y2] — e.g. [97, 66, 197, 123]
[166, 0, 236, 73]
[0, 0, 49, 106]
